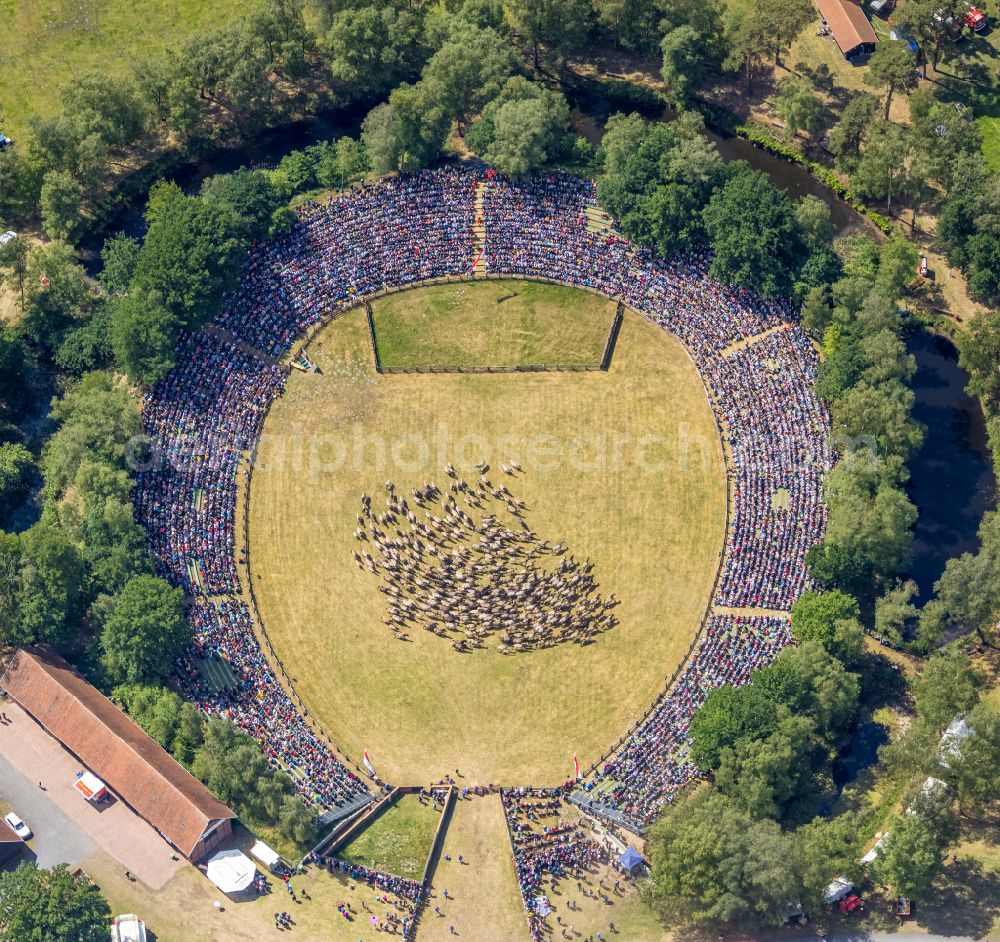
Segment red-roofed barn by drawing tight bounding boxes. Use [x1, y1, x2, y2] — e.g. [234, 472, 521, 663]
[1, 648, 236, 863]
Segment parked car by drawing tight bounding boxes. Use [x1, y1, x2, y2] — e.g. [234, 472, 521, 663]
[111, 914, 147, 942]
[3, 811, 32, 840]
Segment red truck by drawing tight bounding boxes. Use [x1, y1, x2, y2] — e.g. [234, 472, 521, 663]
[964, 6, 988, 30]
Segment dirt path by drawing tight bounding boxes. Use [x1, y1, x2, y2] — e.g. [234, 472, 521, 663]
[419, 793, 529, 942]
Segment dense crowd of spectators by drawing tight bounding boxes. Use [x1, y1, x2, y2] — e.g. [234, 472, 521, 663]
[215, 169, 478, 356]
[174, 600, 371, 812]
[501, 787, 606, 940]
[134, 168, 829, 840]
[323, 856, 423, 905]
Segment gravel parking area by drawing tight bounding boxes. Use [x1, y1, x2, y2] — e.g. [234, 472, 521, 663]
[0, 701, 185, 888]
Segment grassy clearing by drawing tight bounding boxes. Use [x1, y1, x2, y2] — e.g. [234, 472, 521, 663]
[84, 848, 415, 942]
[249, 289, 726, 784]
[420, 794, 528, 942]
[338, 794, 441, 880]
[371, 281, 617, 368]
[0, 0, 243, 137]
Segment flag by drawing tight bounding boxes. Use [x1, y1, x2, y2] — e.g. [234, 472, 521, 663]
[573, 754, 580, 781]
[363, 750, 376, 778]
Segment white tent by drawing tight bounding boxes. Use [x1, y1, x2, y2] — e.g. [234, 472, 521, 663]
[939, 715, 972, 768]
[206, 850, 256, 894]
[250, 840, 280, 871]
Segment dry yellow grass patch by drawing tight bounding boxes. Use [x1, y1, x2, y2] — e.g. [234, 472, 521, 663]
[249, 287, 726, 785]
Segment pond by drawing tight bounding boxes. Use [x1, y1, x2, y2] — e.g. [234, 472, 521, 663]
[906, 330, 997, 601]
[833, 720, 890, 791]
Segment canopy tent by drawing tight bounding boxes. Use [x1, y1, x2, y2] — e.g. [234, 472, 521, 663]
[618, 847, 645, 875]
[250, 840, 281, 871]
[206, 850, 257, 894]
[73, 771, 107, 801]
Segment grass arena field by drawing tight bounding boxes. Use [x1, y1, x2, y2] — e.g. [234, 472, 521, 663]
[337, 794, 440, 879]
[249, 281, 727, 785]
[370, 281, 617, 368]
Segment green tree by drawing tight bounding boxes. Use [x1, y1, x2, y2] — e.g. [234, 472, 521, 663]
[39, 170, 83, 242]
[865, 41, 918, 119]
[829, 93, 878, 167]
[192, 717, 316, 844]
[774, 76, 826, 139]
[658, 0, 728, 62]
[469, 78, 573, 175]
[131, 193, 246, 329]
[808, 451, 918, 598]
[0, 331, 31, 418]
[794, 815, 862, 913]
[0, 442, 35, 517]
[790, 589, 864, 664]
[420, 22, 518, 132]
[41, 371, 141, 498]
[660, 26, 706, 107]
[875, 579, 919, 646]
[715, 714, 831, 821]
[59, 73, 148, 147]
[896, 0, 962, 71]
[597, 115, 724, 255]
[874, 814, 945, 898]
[702, 168, 805, 298]
[908, 90, 981, 191]
[21, 241, 94, 354]
[0, 230, 30, 314]
[795, 195, 835, 253]
[113, 683, 206, 765]
[504, 0, 591, 71]
[0, 862, 111, 942]
[852, 121, 913, 211]
[200, 168, 284, 240]
[99, 234, 141, 296]
[724, 6, 771, 93]
[911, 652, 982, 731]
[592, 0, 662, 53]
[833, 379, 925, 462]
[7, 523, 86, 646]
[100, 574, 189, 683]
[327, 4, 425, 97]
[800, 286, 833, 339]
[109, 293, 179, 386]
[644, 788, 801, 928]
[756, 0, 813, 67]
[950, 703, 1000, 813]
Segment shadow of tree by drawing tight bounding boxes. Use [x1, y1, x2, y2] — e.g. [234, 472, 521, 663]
[919, 859, 1000, 938]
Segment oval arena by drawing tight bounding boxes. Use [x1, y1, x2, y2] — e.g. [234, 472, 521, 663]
[133, 169, 830, 927]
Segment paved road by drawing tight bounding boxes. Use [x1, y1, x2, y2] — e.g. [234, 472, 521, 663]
[0, 751, 96, 869]
[781, 933, 984, 942]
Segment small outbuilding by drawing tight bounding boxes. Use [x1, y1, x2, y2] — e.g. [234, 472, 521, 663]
[813, 0, 879, 60]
